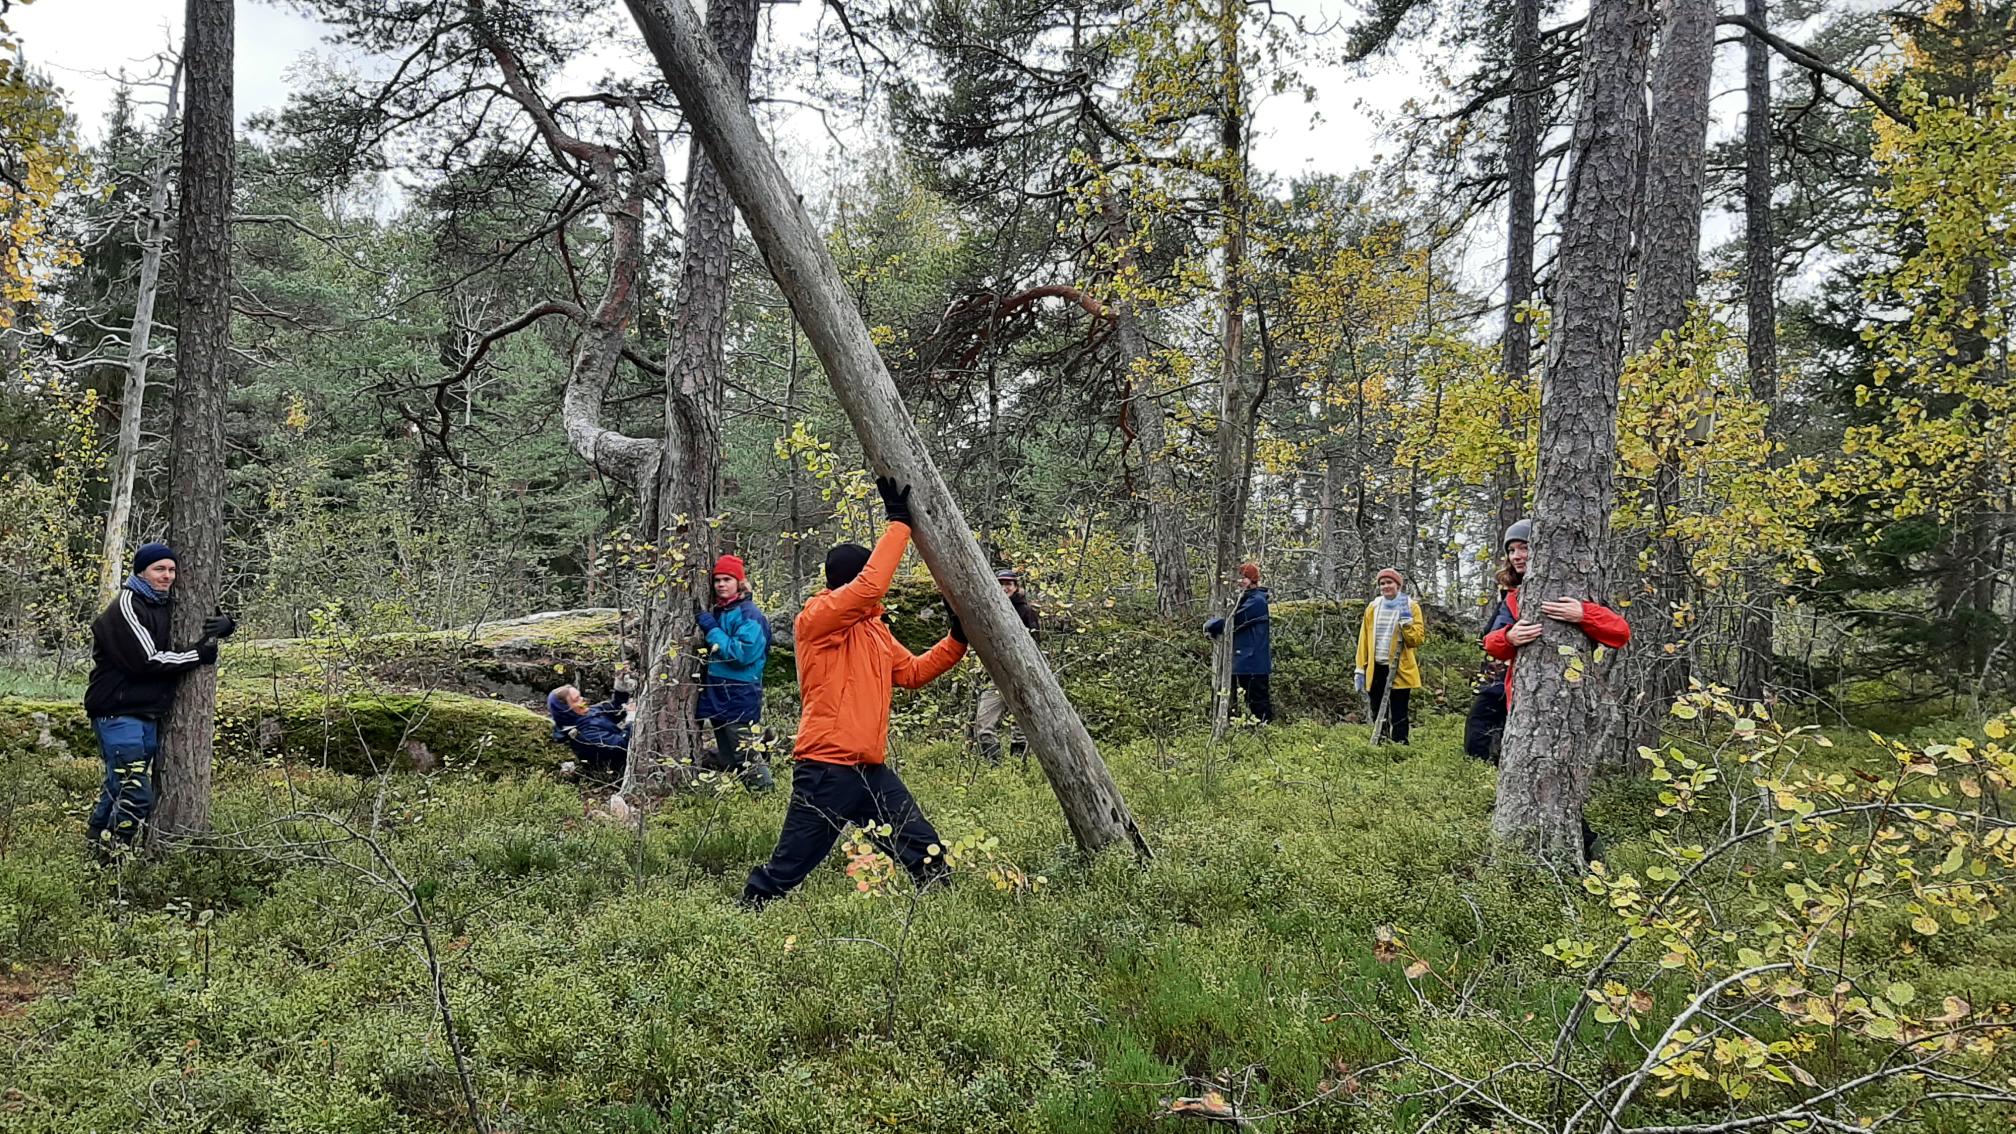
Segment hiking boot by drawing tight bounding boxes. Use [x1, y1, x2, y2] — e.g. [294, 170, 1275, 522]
[976, 735, 1003, 765]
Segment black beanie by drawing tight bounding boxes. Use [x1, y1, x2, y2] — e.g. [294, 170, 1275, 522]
[132, 542, 177, 574]
[825, 543, 871, 589]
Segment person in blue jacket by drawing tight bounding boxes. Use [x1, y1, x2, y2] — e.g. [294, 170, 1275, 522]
[1204, 562, 1274, 723]
[695, 554, 775, 790]
[547, 681, 633, 781]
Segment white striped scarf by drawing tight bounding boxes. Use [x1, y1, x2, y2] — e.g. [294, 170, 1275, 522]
[1370, 597, 1410, 664]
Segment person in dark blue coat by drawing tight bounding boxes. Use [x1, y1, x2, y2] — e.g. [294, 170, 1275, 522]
[1204, 562, 1275, 723]
[547, 682, 632, 781]
[695, 555, 774, 790]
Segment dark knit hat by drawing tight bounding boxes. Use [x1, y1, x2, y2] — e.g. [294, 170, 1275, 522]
[995, 568, 1019, 583]
[132, 542, 177, 574]
[825, 543, 871, 589]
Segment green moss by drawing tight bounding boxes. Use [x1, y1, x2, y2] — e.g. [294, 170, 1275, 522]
[2, 690, 557, 776]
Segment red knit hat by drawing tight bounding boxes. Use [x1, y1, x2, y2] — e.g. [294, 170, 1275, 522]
[712, 554, 747, 583]
[1239, 563, 1261, 585]
[1376, 568, 1404, 588]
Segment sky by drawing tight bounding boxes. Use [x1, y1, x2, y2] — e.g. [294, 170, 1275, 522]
[12, 0, 1422, 183]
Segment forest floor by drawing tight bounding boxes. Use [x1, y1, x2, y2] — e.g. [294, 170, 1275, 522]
[3, 705, 2013, 1133]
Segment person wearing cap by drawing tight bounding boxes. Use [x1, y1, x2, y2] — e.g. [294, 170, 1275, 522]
[1481, 516, 1631, 710]
[972, 568, 1040, 764]
[1463, 520, 1531, 761]
[1203, 563, 1274, 723]
[1355, 568, 1426, 744]
[82, 542, 236, 853]
[695, 554, 775, 790]
[742, 476, 969, 907]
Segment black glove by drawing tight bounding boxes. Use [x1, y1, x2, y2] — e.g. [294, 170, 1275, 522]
[203, 613, 237, 639]
[945, 602, 968, 645]
[875, 476, 914, 526]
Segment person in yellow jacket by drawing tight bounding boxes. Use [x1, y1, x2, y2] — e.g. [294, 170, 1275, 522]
[1355, 568, 1426, 744]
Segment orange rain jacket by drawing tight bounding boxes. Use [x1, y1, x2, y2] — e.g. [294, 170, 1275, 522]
[793, 522, 967, 766]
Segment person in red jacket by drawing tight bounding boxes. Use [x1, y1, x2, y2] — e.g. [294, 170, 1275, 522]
[742, 476, 969, 907]
[1482, 518, 1632, 697]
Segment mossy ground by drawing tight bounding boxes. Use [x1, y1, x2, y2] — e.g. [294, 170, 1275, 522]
[5, 704, 2011, 1133]
[3, 605, 2010, 1133]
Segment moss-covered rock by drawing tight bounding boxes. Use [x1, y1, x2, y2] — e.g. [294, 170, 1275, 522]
[2, 690, 558, 776]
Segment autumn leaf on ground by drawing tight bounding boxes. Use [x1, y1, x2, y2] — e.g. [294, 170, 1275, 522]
[1164, 1091, 1242, 1123]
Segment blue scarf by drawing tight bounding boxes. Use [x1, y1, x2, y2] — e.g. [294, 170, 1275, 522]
[125, 574, 164, 603]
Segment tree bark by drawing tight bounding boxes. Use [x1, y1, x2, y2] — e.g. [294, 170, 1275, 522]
[1735, 0, 1780, 701]
[1492, 0, 1655, 866]
[1623, 0, 1716, 754]
[99, 59, 184, 608]
[1498, 0, 1541, 538]
[627, 0, 758, 785]
[1210, 0, 1254, 741]
[153, 0, 233, 844]
[622, 0, 1148, 856]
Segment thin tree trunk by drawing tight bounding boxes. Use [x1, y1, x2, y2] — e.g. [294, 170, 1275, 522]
[1211, 0, 1252, 741]
[99, 60, 184, 608]
[623, 0, 1149, 856]
[1623, 0, 1716, 755]
[1492, 0, 1655, 866]
[784, 329, 811, 600]
[1498, 0, 1541, 536]
[1735, 0, 1781, 701]
[1077, 59, 1192, 618]
[628, 0, 758, 787]
[153, 0, 233, 844]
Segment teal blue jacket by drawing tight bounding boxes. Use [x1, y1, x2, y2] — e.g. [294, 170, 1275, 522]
[703, 596, 770, 681]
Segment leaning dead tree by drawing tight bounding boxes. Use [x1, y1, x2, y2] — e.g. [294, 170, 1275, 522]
[622, 0, 1149, 857]
[99, 57, 184, 607]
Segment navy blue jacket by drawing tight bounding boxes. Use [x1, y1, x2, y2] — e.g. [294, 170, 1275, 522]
[1205, 587, 1272, 676]
[549, 689, 631, 769]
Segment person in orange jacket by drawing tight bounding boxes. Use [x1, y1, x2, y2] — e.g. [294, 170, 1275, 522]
[742, 476, 970, 907]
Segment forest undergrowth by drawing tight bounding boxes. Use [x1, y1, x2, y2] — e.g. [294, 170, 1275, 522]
[4, 694, 2014, 1133]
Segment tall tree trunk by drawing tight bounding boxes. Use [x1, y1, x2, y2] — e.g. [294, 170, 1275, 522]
[1210, 0, 1253, 740]
[1492, 0, 1655, 866]
[153, 0, 232, 844]
[1498, 0, 1541, 537]
[1077, 61, 1193, 618]
[1317, 444, 1341, 596]
[1735, 0, 1781, 701]
[100, 61, 184, 608]
[623, 0, 1148, 856]
[1623, 0, 1716, 754]
[627, 0, 758, 786]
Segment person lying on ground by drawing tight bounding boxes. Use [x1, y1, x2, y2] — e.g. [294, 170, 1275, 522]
[742, 475, 968, 908]
[547, 680, 633, 781]
[695, 554, 775, 791]
[1355, 568, 1426, 745]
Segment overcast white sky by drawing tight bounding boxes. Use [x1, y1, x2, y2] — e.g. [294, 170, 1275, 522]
[13, 0, 1423, 182]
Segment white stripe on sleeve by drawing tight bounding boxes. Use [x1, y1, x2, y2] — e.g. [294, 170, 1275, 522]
[120, 590, 200, 665]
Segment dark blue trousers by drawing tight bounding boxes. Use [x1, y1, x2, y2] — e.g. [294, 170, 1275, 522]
[89, 715, 159, 846]
[743, 760, 947, 905]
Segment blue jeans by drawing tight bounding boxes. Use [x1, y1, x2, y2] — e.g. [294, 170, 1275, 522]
[89, 715, 159, 845]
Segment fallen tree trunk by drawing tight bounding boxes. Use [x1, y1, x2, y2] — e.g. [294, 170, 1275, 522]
[622, 0, 1148, 858]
